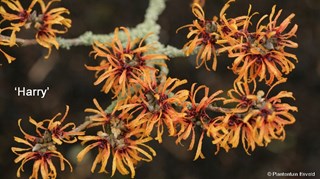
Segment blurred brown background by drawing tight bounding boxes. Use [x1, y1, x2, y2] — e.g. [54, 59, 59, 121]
[0, 0, 319, 178]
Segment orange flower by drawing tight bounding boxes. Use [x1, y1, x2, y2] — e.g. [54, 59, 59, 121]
[212, 81, 259, 154]
[84, 98, 113, 128]
[28, 105, 84, 145]
[110, 133, 155, 178]
[77, 116, 156, 178]
[77, 99, 155, 178]
[77, 134, 111, 174]
[1, 0, 71, 59]
[251, 79, 297, 146]
[177, 2, 233, 70]
[266, 5, 298, 48]
[210, 113, 256, 154]
[210, 79, 297, 154]
[218, 0, 257, 40]
[176, 83, 224, 160]
[85, 98, 135, 132]
[87, 27, 168, 98]
[223, 80, 258, 111]
[117, 69, 159, 130]
[12, 119, 72, 179]
[0, 26, 18, 63]
[226, 5, 298, 85]
[145, 76, 188, 141]
[121, 73, 189, 143]
[0, 0, 38, 28]
[35, 0, 71, 58]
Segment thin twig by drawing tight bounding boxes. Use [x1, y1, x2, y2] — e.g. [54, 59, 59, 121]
[206, 104, 232, 113]
[0, 34, 37, 46]
[72, 119, 93, 132]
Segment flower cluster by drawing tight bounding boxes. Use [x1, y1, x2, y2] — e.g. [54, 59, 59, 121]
[77, 99, 156, 178]
[0, 0, 71, 61]
[120, 70, 189, 143]
[12, 106, 83, 179]
[177, 3, 227, 71]
[210, 80, 297, 154]
[175, 83, 225, 160]
[86, 27, 168, 98]
[83, 27, 191, 177]
[174, 1, 298, 157]
[179, 1, 298, 85]
[224, 5, 298, 85]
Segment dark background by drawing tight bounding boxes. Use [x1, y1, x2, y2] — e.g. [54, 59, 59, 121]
[0, 0, 319, 178]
